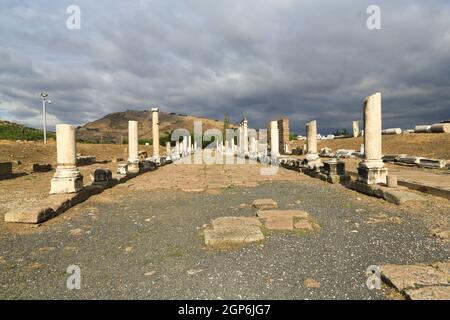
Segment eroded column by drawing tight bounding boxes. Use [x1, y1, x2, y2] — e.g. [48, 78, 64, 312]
[243, 118, 248, 155]
[305, 120, 321, 169]
[151, 107, 160, 159]
[127, 120, 140, 173]
[357, 92, 387, 184]
[50, 124, 83, 194]
[270, 121, 279, 159]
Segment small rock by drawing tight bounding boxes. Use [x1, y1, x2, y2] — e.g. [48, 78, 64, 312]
[303, 278, 321, 288]
[187, 269, 203, 275]
[69, 228, 83, 236]
[125, 246, 133, 253]
[252, 199, 278, 210]
[144, 271, 156, 277]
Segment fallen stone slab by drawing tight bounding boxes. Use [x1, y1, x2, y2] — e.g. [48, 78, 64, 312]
[418, 158, 447, 169]
[381, 263, 450, 291]
[76, 156, 96, 166]
[4, 171, 142, 224]
[252, 199, 277, 210]
[211, 216, 262, 229]
[204, 226, 265, 248]
[32, 163, 52, 172]
[382, 154, 407, 162]
[404, 286, 450, 300]
[257, 210, 309, 220]
[383, 189, 426, 205]
[348, 181, 426, 205]
[397, 156, 424, 165]
[294, 219, 321, 232]
[264, 216, 294, 231]
[0, 161, 13, 179]
[4, 185, 104, 224]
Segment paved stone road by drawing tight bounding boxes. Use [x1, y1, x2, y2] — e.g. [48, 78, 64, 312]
[0, 162, 448, 299]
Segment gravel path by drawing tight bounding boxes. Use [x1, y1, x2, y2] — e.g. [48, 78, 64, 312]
[0, 166, 448, 299]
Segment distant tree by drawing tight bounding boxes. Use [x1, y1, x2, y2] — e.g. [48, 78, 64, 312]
[334, 128, 349, 136]
[223, 114, 230, 133]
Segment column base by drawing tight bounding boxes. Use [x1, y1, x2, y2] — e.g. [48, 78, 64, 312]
[303, 154, 322, 170]
[50, 168, 84, 194]
[357, 163, 388, 185]
[127, 161, 140, 173]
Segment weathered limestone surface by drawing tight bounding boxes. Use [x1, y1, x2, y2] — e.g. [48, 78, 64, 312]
[405, 286, 450, 300]
[381, 262, 450, 300]
[257, 210, 309, 219]
[211, 216, 262, 229]
[252, 199, 278, 210]
[204, 226, 265, 247]
[92, 168, 113, 186]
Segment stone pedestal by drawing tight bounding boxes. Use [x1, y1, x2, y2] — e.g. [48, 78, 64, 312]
[357, 92, 387, 185]
[50, 124, 84, 194]
[92, 168, 113, 186]
[151, 107, 160, 159]
[127, 121, 140, 173]
[319, 159, 350, 184]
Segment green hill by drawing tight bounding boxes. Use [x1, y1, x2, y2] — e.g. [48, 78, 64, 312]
[0, 120, 54, 141]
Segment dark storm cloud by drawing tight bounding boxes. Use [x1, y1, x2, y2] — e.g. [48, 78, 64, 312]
[0, 0, 449, 133]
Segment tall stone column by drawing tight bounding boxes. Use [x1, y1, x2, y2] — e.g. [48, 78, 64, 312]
[357, 92, 387, 184]
[242, 118, 249, 155]
[304, 120, 321, 169]
[166, 141, 171, 156]
[50, 124, 83, 194]
[127, 120, 140, 173]
[151, 107, 160, 159]
[175, 141, 180, 155]
[270, 121, 279, 158]
[352, 120, 359, 137]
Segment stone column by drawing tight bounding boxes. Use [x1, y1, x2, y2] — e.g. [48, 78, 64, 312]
[175, 141, 180, 155]
[270, 121, 279, 158]
[358, 92, 387, 184]
[187, 135, 192, 153]
[249, 136, 256, 155]
[127, 120, 140, 173]
[304, 120, 321, 169]
[352, 121, 359, 137]
[50, 124, 83, 194]
[166, 141, 171, 156]
[242, 118, 248, 155]
[151, 107, 160, 159]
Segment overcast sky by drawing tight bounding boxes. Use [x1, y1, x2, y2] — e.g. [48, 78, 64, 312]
[1, 0, 449, 134]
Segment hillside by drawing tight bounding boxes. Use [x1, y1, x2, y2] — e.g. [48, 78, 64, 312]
[0, 120, 54, 141]
[76, 110, 236, 144]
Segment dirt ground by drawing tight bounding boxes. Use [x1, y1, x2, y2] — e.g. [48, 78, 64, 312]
[291, 133, 450, 160]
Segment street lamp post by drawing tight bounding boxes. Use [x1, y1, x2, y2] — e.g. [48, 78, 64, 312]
[40, 92, 51, 143]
